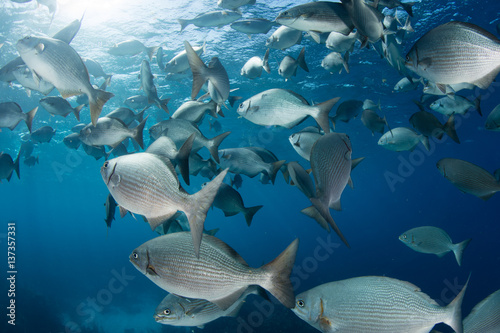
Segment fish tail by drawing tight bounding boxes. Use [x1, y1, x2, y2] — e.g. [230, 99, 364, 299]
[228, 96, 242, 108]
[146, 46, 159, 61]
[73, 104, 84, 122]
[420, 135, 430, 151]
[25, 106, 38, 133]
[186, 168, 228, 257]
[343, 52, 350, 74]
[444, 115, 460, 144]
[243, 205, 263, 227]
[136, 108, 146, 123]
[13, 149, 20, 180]
[260, 238, 299, 309]
[132, 116, 148, 149]
[315, 97, 340, 133]
[208, 131, 231, 163]
[176, 133, 195, 185]
[444, 275, 470, 333]
[184, 41, 208, 100]
[297, 47, 309, 72]
[474, 95, 482, 116]
[178, 19, 190, 32]
[267, 160, 285, 185]
[452, 238, 471, 266]
[301, 206, 330, 231]
[310, 197, 350, 248]
[263, 48, 270, 74]
[90, 89, 114, 126]
[159, 97, 170, 114]
[401, 2, 414, 17]
[329, 115, 337, 131]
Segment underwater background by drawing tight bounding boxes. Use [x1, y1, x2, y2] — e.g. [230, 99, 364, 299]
[1, 0, 500, 332]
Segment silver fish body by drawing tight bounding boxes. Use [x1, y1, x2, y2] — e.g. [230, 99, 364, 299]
[124, 95, 149, 110]
[278, 47, 309, 80]
[241, 49, 270, 79]
[140, 60, 169, 113]
[430, 96, 479, 116]
[378, 127, 429, 152]
[463, 289, 500, 333]
[178, 10, 242, 31]
[341, 0, 385, 43]
[0, 102, 38, 133]
[231, 18, 274, 36]
[30, 126, 55, 143]
[63, 133, 81, 150]
[130, 232, 298, 310]
[325, 31, 358, 53]
[330, 99, 363, 129]
[164, 42, 205, 74]
[106, 107, 144, 126]
[108, 39, 158, 60]
[289, 129, 322, 161]
[266, 26, 302, 50]
[12, 65, 55, 96]
[171, 100, 217, 124]
[360, 109, 387, 135]
[80, 116, 146, 149]
[40, 96, 82, 121]
[321, 51, 349, 74]
[218, 0, 255, 10]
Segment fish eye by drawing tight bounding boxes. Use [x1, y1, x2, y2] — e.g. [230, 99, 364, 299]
[283, 11, 288, 16]
[132, 252, 139, 259]
[402, 234, 407, 239]
[238, 103, 244, 109]
[297, 299, 305, 308]
[163, 309, 171, 315]
[103, 161, 109, 168]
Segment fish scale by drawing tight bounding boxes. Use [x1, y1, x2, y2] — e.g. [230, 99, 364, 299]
[464, 289, 500, 333]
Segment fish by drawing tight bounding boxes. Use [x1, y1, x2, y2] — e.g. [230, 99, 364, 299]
[108, 39, 159, 61]
[275, 2, 353, 42]
[148, 118, 230, 163]
[430, 95, 481, 117]
[124, 95, 149, 110]
[164, 41, 206, 74]
[341, 0, 386, 44]
[287, 161, 315, 199]
[289, 127, 322, 161]
[230, 173, 243, 189]
[71, 123, 86, 133]
[39, 96, 83, 121]
[101, 153, 228, 257]
[12, 65, 55, 96]
[321, 51, 349, 74]
[185, 41, 230, 112]
[405, 21, 500, 90]
[309, 133, 353, 247]
[104, 194, 117, 228]
[243, 147, 286, 185]
[209, 119, 222, 132]
[20, 140, 34, 158]
[82, 143, 107, 160]
[30, 126, 55, 143]
[140, 60, 170, 113]
[372, 0, 415, 16]
[171, 100, 218, 124]
[423, 81, 475, 97]
[0, 57, 26, 83]
[330, 99, 363, 129]
[278, 47, 309, 80]
[231, 18, 275, 37]
[188, 153, 218, 180]
[0, 151, 20, 182]
[0, 102, 38, 133]
[399, 226, 471, 266]
[463, 288, 500, 333]
[436, 158, 500, 200]
[363, 98, 381, 110]
[218, 0, 255, 10]
[146, 134, 195, 185]
[410, 108, 460, 143]
[23, 155, 38, 167]
[82, 58, 112, 80]
[178, 10, 242, 31]
[80, 116, 147, 149]
[394, 77, 421, 92]
[241, 49, 270, 79]
[155, 47, 165, 70]
[129, 231, 298, 310]
[325, 31, 358, 53]
[237, 88, 339, 134]
[292, 275, 468, 333]
[266, 26, 302, 50]
[485, 104, 500, 131]
[16, 36, 114, 126]
[76, 77, 111, 107]
[63, 133, 81, 150]
[361, 109, 389, 135]
[378, 127, 430, 151]
[154, 286, 266, 328]
[206, 183, 262, 226]
[105, 107, 145, 126]
[218, 147, 285, 185]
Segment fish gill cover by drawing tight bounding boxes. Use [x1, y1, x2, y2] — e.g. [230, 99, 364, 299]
[0, 0, 499, 333]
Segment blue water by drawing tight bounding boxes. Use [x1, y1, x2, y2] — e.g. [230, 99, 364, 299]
[1, 0, 500, 332]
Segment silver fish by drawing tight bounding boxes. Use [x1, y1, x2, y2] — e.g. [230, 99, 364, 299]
[16, 36, 114, 126]
[108, 39, 159, 61]
[63, 133, 81, 150]
[178, 10, 242, 31]
[105, 107, 145, 126]
[405, 21, 500, 90]
[124, 95, 149, 110]
[292, 276, 468, 333]
[360, 109, 389, 135]
[378, 127, 430, 152]
[394, 77, 420, 93]
[0, 102, 38, 133]
[31, 126, 55, 143]
[266, 26, 302, 50]
[23, 155, 38, 167]
[289, 128, 322, 161]
[436, 158, 500, 200]
[341, 0, 385, 44]
[430, 95, 481, 117]
[410, 109, 460, 143]
[399, 226, 471, 266]
[80, 116, 147, 149]
[241, 49, 270, 79]
[321, 51, 349, 74]
[40, 96, 83, 121]
[218, 0, 255, 10]
[325, 31, 358, 53]
[330, 99, 363, 129]
[237, 88, 339, 133]
[164, 41, 205, 74]
[278, 47, 309, 80]
[287, 161, 315, 199]
[423, 81, 475, 97]
[104, 194, 117, 228]
[82, 58, 112, 80]
[12, 65, 55, 96]
[171, 100, 217, 124]
[231, 18, 275, 37]
[485, 104, 500, 131]
[140, 60, 170, 113]
[0, 152, 20, 182]
[101, 153, 228, 257]
[129, 231, 298, 310]
[463, 288, 500, 333]
[309, 133, 352, 247]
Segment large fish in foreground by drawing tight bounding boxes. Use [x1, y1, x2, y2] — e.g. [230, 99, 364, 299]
[437, 158, 500, 200]
[399, 226, 471, 266]
[292, 276, 468, 333]
[101, 153, 228, 257]
[463, 288, 500, 333]
[16, 36, 114, 126]
[237, 88, 339, 134]
[405, 21, 500, 90]
[130, 232, 298, 310]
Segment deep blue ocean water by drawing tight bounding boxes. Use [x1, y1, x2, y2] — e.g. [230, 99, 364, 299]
[0, 0, 499, 332]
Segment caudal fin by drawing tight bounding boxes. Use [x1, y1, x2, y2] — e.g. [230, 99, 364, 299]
[263, 48, 270, 74]
[444, 115, 460, 144]
[25, 106, 38, 133]
[90, 89, 114, 126]
[297, 47, 309, 72]
[73, 104, 84, 121]
[444, 275, 470, 333]
[208, 131, 231, 163]
[301, 206, 330, 231]
[176, 133, 195, 185]
[310, 197, 350, 248]
[452, 238, 471, 266]
[178, 19, 190, 32]
[314, 97, 340, 134]
[132, 116, 148, 149]
[243, 205, 263, 227]
[186, 168, 228, 257]
[146, 46, 159, 61]
[260, 238, 299, 308]
[158, 97, 170, 114]
[266, 160, 286, 185]
[184, 40, 208, 100]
